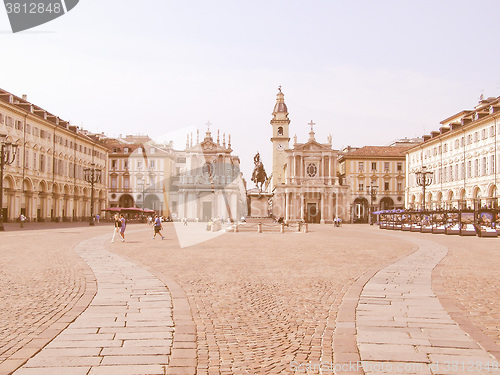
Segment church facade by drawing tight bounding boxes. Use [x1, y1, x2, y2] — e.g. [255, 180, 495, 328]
[270, 88, 349, 223]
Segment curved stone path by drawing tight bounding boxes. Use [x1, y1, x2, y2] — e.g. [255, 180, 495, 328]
[12, 232, 185, 375]
[355, 235, 498, 375]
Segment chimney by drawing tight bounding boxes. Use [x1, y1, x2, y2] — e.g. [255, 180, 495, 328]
[22, 94, 27, 101]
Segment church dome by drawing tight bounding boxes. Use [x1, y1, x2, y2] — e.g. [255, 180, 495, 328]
[273, 87, 288, 114]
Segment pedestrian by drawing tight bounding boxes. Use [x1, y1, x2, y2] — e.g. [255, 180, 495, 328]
[119, 214, 126, 242]
[152, 214, 165, 240]
[111, 214, 121, 242]
[20, 214, 26, 228]
[96, 214, 100, 224]
[183, 217, 188, 226]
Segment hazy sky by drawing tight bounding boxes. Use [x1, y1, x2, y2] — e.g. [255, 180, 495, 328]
[1, 0, 500, 181]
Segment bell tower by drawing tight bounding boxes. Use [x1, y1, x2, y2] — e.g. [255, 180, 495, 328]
[270, 86, 290, 189]
[271, 86, 290, 188]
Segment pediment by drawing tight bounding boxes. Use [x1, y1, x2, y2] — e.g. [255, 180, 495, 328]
[188, 140, 228, 153]
[293, 140, 331, 152]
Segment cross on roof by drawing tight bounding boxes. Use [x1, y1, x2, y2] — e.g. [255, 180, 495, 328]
[278, 85, 282, 92]
[206, 121, 212, 132]
[308, 120, 316, 132]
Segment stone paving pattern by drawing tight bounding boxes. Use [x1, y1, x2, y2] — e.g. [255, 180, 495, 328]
[430, 235, 500, 348]
[109, 224, 416, 374]
[1, 223, 500, 374]
[0, 226, 110, 375]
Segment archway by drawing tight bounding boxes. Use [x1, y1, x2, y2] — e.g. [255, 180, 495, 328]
[119, 194, 135, 208]
[22, 178, 33, 218]
[472, 186, 481, 209]
[353, 197, 369, 223]
[144, 194, 161, 213]
[379, 197, 394, 210]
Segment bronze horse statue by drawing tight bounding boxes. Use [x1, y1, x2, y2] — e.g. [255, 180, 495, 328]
[251, 152, 267, 192]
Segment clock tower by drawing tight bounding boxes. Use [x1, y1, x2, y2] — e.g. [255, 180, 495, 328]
[271, 86, 290, 189]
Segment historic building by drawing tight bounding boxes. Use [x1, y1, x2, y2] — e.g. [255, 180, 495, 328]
[104, 135, 176, 216]
[270, 88, 349, 223]
[406, 96, 500, 210]
[0, 88, 108, 222]
[104, 129, 246, 221]
[172, 128, 246, 221]
[338, 144, 415, 222]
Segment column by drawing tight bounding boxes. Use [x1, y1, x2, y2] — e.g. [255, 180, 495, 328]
[335, 190, 339, 220]
[285, 192, 290, 222]
[300, 193, 305, 221]
[320, 192, 325, 224]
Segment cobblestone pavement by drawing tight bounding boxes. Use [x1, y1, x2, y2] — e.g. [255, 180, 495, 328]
[0, 225, 111, 375]
[109, 224, 416, 374]
[2, 223, 500, 375]
[428, 235, 500, 349]
[12, 232, 176, 375]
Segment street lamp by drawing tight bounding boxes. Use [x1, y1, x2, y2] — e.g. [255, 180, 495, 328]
[366, 182, 378, 225]
[0, 134, 18, 231]
[83, 163, 102, 226]
[415, 166, 433, 210]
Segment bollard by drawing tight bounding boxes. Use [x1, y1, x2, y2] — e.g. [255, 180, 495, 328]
[298, 222, 302, 232]
[303, 223, 308, 233]
[280, 223, 285, 233]
[257, 223, 262, 233]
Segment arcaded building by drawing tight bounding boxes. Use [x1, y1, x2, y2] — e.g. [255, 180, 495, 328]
[406, 96, 500, 210]
[0, 88, 107, 222]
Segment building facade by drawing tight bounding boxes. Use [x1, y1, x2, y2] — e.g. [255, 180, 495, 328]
[270, 89, 349, 223]
[0, 88, 108, 222]
[172, 128, 246, 221]
[339, 145, 413, 222]
[406, 96, 500, 210]
[105, 135, 176, 217]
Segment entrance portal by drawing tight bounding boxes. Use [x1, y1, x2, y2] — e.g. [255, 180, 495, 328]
[305, 202, 320, 223]
[202, 202, 212, 221]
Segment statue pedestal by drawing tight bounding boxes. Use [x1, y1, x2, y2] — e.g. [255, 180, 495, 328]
[246, 191, 273, 221]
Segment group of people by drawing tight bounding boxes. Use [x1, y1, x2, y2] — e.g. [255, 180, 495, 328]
[111, 214, 165, 242]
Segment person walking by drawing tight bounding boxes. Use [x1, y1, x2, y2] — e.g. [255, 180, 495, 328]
[119, 214, 126, 242]
[152, 214, 165, 240]
[111, 214, 121, 243]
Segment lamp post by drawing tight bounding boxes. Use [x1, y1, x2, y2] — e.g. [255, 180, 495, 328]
[0, 134, 18, 231]
[367, 182, 378, 225]
[137, 181, 146, 210]
[415, 166, 433, 210]
[83, 163, 102, 226]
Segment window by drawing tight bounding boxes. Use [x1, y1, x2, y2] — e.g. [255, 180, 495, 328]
[149, 160, 155, 170]
[0, 113, 3, 123]
[490, 126, 495, 137]
[384, 162, 390, 172]
[40, 154, 45, 172]
[384, 182, 390, 191]
[24, 150, 29, 169]
[461, 163, 465, 180]
[124, 177, 130, 189]
[124, 161, 128, 169]
[33, 153, 37, 171]
[358, 183, 364, 191]
[371, 162, 377, 171]
[482, 157, 487, 176]
[455, 139, 460, 148]
[306, 163, 317, 177]
[358, 162, 364, 172]
[474, 132, 479, 142]
[444, 143, 448, 153]
[137, 161, 142, 170]
[491, 156, 495, 174]
[454, 164, 458, 181]
[124, 147, 129, 153]
[482, 129, 487, 140]
[474, 159, 479, 177]
[111, 176, 117, 189]
[277, 126, 283, 136]
[111, 160, 117, 169]
[397, 162, 402, 172]
[397, 182, 402, 191]
[467, 161, 472, 178]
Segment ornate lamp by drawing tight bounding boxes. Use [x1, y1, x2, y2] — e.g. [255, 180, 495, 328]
[83, 163, 102, 226]
[415, 166, 433, 210]
[0, 134, 18, 231]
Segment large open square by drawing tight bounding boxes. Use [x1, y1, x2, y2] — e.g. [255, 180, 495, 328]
[0, 223, 499, 374]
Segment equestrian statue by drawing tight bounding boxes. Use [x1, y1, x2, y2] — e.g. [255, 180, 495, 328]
[251, 152, 268, 192]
